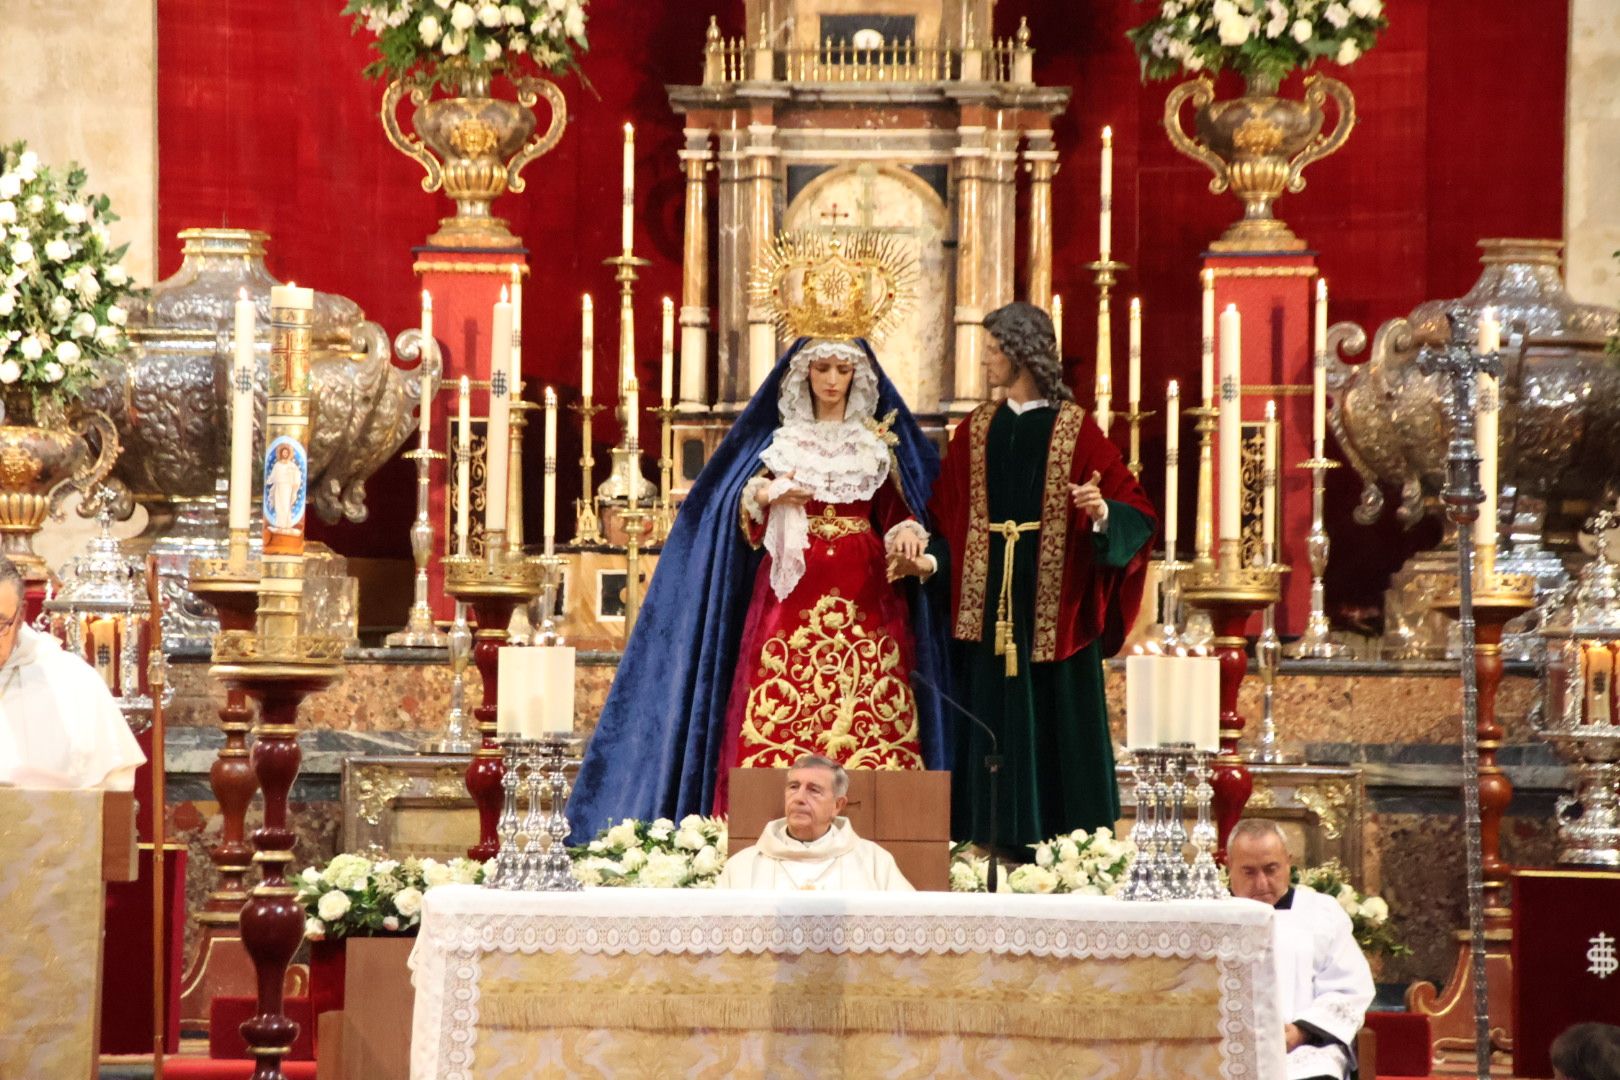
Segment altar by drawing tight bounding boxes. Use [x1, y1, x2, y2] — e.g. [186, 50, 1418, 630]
[408, 886, 1285, 1079]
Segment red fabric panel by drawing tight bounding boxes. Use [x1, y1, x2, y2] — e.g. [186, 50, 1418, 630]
[158, 1, 1566, 616]
[101, 846, 187, 1055]
[162, 1059, 319, 1080]
[1363, 1010, 1433, 1077]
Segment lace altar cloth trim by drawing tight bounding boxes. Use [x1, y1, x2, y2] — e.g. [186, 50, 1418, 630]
[410, 888, 1284, 1080]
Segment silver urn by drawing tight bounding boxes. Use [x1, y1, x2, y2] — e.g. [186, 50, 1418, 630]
[84, 227, 425, 647]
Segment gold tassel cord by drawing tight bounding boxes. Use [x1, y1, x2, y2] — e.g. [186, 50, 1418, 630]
[990, 520, 1040, 679]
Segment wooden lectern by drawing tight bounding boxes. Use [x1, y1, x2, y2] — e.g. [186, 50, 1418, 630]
[727, 768, 951, 891]
[0, 788, 136, 1078]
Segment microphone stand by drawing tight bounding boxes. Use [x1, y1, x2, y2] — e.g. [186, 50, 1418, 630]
[911, 668, 1002, 894]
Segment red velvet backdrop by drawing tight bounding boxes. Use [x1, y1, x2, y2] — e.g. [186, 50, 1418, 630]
[158, 0, 1566, 620]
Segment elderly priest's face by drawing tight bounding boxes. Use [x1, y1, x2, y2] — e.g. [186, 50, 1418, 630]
[783, 765, 847, 842]
[0, 578, 22, 665]
[1227, 830, 1292, 907]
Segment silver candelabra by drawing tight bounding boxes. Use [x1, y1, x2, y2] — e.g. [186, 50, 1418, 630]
[487, 734, 583, 891]
[1123, 745, 1222, 901]
[1288, 455, 1348, 659]
[387, 447, 449, 648]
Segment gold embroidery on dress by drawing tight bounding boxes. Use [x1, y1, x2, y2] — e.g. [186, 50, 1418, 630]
[807, 506, 872, 542]
[741, 593, 923, 770]
[1032, 402, 1085, 662]
[953, 403, 998, 641]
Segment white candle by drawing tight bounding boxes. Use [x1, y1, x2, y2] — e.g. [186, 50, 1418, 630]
[527, 645, 577, 737]
[543, 386, 557, 557]
[1165, 381, 1180, 558]
[509, 268, 523, 409]
[1477, 306, 1501, 550]
[268, 283, 314, 311]
[1200, 269, 1215, 406]
[496, 646, 528, 737]
[1099, 126, 1113, 264]
[581, 294, 595, 406]
[1263, 399, 1278, 560]
[1128, 296, 1142, 408]
[1313, 278, 1328, 456]
[1095, 294, 1112, 434]
[457, 375, 471, 556]
[1125, 654, 1158, 749]
[621, 122, 635, 254]
[229, 289, 255, 533]
[1052, 294, 1064, 357]
[1218, 303, 1242, 543]
[660, 296, 675, 407]
[625, 376, 640, 510]
[419, 289, 435, 449]
[485, 291, 513, 536]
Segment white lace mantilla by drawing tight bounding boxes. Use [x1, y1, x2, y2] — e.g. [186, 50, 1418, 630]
[758, 419, 890, 505]
[409, 888, 1285, 1080]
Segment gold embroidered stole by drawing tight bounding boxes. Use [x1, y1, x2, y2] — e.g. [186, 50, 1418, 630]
[953, 401, 1086, 664]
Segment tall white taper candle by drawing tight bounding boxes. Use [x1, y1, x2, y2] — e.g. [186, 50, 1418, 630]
[229, 289, 255, 532]
[457, 376, 471, 556]
[1313, 278, 1328, 457]
[1477, 306, 1501, 550]
[621, 123, 635, 254]
[485, 290, 513, 535]
[1201, 269, 1215, 406]
[581, 294, 594, 406]
[1218, 304, 1243, 544]
[543, 386, 557, 557]
[1165, 381, 1180, 557]
[1099, 126, 1113, 264]
[419, 289, 434, 449]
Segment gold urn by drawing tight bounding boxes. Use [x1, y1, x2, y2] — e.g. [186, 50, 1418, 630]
[0, 398, 118, 578]
[1164, 73, 1356, 252]
[382, 62, 568, 248]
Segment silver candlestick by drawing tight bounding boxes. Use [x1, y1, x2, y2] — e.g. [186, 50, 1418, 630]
[1163, 744, 1193, 897]
[529, 554, 567, 646]
[1143, 559, 1187, 654]
[387, 448, 450, 648]
[1188, 750, 1222, 899]
[421, 601, 476, 754]
[1288, 456, 1348, 658]
[488, 737, 530, 889]
[533, 734, 583, 891]
[1123, 749, 1163, 901]
[518, 741, 548, 888]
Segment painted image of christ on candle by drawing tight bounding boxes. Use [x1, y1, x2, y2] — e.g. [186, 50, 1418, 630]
[263, 436, 308, 540]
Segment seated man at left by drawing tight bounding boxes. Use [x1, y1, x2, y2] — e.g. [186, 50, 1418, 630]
[0, 557, 145, 789]
[716, 755, 912, 892]
[1228, 818, 1374, 1080]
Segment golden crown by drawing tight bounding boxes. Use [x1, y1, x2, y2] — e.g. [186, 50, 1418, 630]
[749, 230, 916, 343]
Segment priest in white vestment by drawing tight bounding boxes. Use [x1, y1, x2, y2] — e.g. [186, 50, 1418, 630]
[716, 755, 913, 891]
[1228, 819, 1374, 1080]
[0, 559, 145, 790]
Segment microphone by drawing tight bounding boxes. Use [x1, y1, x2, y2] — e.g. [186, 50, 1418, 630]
[910, 667, 1004, 894]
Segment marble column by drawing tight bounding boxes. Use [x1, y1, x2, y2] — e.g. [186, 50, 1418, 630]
[988, 120, 1020, 315]
[678, 128, 713, 411]
[745, 122, 780, 394]
[1025, 129, 1058, 310]
[952, 125, 990, 408]
[716, 124, 748, 409]
[1565, 0, 1620, 303]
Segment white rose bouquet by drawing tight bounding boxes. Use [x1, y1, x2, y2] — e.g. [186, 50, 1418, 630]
[342, 0, 589, 86]
[299, 852, 489, 940]
[0, 142, 135, 412]
[949, 827, 1135, 896]
[1127, 0, 1388, 86]
[1293, 859, 1409, 958]
[570, 815, 729, 888]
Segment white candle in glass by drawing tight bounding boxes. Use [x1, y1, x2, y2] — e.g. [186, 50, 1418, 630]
[1201, 269, 1215, 406]
[1218, 304, 1243, 544]
[581, 293, 595, 407]
[1099, 125, 1113, 264]
[418, 290, 435, 450]
[660, 297, 674, 407]
[229, 288, 255, 533]
[1128, 296, 1142, 409]
[621, 122, 635, 254]
[1477, 306, 1501, 550]
[1313, 278, 1328, 457]
[543, 386, 557, 557]
[485, 290, 513, 536]
[1165, 381, 1180, 558]
[457, 375, 471, 556]
[1262, 399, 1278, 560]
[625, 376, 641, 511]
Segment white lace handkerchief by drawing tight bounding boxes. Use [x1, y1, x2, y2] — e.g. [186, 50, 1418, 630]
[764, 477, 810, 601]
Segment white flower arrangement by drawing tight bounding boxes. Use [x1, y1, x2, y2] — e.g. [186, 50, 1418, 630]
[299, 853, 489, 940]
[1127, 0, 1388, 85]
[342, 0, 589, 86]
[949, 827, 1136, 896]
[1293, 859, 1409, 958]
[0, 142, 136, 411]
[571, 815, 729, 888]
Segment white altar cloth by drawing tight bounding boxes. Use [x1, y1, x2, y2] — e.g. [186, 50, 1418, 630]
[409, 886, 1286, 1080]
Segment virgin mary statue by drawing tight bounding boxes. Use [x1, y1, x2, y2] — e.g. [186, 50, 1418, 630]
[569, 233, 951, 836]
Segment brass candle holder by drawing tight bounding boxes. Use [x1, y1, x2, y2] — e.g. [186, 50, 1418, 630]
[569, 399, 606, 545]
[1123, 406, 1156, 478]
[387, 448, 450, 648]
[443, 550, 544, 862]
[650, 403, 677, 542]
[620, 506, 653, 637]
[597, 252, 657, 507]
[1288, 455, 1348, 659]
[1182, 538, 1285, 857]
[1083, 258, 1128, 436]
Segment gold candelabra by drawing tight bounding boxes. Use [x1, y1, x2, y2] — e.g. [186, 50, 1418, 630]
[1083, 258, 1128, 436]
[620, 507, 652, 637]
[1188, 404, 1217, 566]
[1123, 406, 1156, 478]
[569, 399, 606, 545]
[650, 404, 677, 542]
[597, 252, 656, 506]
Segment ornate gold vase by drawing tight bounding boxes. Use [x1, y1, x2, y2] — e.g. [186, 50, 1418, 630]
[382, 62, 568, 248]
[1164, 73, 1355, 252]
[0, 397, 117, 578]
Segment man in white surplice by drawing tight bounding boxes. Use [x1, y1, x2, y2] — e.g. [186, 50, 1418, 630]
[716, 755, 913, 891]
[1228, 819, 1374, 1080]
[0, 557, 145, 790]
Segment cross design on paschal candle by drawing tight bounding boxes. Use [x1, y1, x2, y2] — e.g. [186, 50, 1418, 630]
[490, 371, 508, 399]
[1221, 374, 1238, 403]
[1589, 931, 1618, 979]
[234, 370, 253, 396]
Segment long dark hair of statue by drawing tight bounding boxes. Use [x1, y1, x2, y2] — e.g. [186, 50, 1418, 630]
[984, 301, 1073, 403]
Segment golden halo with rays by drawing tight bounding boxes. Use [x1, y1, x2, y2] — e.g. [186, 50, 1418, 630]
[748, 230, 917, 344]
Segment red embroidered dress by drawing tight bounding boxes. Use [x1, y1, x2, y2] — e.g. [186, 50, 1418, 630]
[713, 350, 927, 811]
